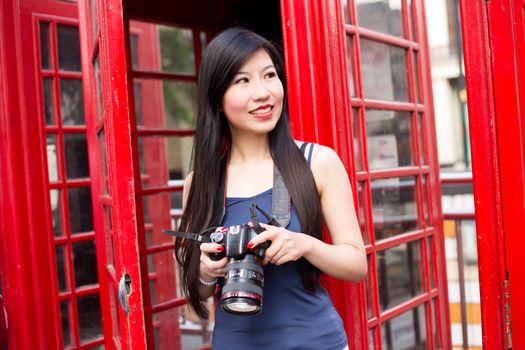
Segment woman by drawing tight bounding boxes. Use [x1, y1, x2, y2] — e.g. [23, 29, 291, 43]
[175, 27, 367, 350]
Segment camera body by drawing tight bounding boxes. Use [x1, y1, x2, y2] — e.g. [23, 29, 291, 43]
[209, 224, 269, 315]
[209, 224, 267, 261]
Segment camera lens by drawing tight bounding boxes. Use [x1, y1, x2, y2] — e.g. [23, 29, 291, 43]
[221, 254, 264, 315]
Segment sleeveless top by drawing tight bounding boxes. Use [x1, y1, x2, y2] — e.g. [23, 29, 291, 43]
[211, 143, 348, 350]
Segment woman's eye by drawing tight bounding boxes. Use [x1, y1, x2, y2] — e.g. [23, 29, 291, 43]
[235, 77, 249, 84]
[265, 72, 277, 79]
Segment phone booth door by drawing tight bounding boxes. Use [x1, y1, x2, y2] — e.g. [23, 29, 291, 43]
[77, 0, 148, 348]
[78, 0, 221, 348]
[460, 0, 525, 348]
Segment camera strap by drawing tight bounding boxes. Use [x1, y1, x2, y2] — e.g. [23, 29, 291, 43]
[163, 226, 216, 242]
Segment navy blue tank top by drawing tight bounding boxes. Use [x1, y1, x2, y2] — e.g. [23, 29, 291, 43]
[212, 146, 348, 349]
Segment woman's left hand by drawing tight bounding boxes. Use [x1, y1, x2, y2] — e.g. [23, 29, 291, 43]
[247, 223, 313, 265]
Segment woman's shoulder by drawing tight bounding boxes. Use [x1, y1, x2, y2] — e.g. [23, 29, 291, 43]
[294, 140, 348, 193]
[293, 140, 340, 165]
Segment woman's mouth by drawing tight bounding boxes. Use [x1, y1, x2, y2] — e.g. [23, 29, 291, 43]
[250, 105, 273, 119]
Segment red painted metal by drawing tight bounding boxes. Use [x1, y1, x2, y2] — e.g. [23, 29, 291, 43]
[416, 0, 451, 346]
[94, 0, 148, 347]
[77, 0, 116, 348]
[485, 1, 525, 348]
[283, 0, 451, 348]
[459, 0, 507, 349]
[281, 1, 365, 348]
[0, 1, 42, 348]
[0, 0, 99, 348]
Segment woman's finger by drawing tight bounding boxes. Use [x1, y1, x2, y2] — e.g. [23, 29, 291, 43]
[200, 242, 224, 253]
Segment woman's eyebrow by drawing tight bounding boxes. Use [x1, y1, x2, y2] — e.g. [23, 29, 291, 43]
[235, 65, 276, 75]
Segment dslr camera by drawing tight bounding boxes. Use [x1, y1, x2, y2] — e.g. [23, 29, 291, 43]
[208, 223, 269, 315]
[164, 219, 271, 315]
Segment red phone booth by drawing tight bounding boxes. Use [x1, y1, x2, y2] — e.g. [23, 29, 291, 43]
[0, 0, 453, 349]
[76, 0, 451, 348]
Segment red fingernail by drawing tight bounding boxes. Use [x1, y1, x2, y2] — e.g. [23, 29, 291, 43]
[247, 242, 254, 249]
[217, 246, 224, 252]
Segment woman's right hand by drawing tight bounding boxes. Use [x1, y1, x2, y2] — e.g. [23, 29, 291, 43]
[199, 238, 228, 281]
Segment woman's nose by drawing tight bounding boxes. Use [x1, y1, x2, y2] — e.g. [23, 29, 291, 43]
[251, 79, 271, 100]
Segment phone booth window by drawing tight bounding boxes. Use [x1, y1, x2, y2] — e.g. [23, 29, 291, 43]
[127, 20, 210, 348]
[342, 0, 445, 348]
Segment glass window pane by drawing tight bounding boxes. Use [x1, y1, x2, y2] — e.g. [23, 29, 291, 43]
[413, 51, 421, 103]
[427, 237, 436, 289]
[94, 55, 103, 121]
[431, 298, 440, 348]
[139, 136, 193, 189]
[164, 81, 197, 129]
[57, 25, 81, 71]
[377, 241, 422, 311]
[356, 0, 404, 37]
[60, 79, 85, 125]
[134, 79, 197, 129]
[77, 294, 103, 342]
[50, 189, 64, 236]
[418, 113, 426, 165]
[98, 130, 109, 195]
[159, 26, 195, 74]
[129, 21, 196, 75]
[360, 39, 408, 101]
[110, 288, 121, 340]
[43, 78, 56, 125]
[147, 250, 178, 306]
[73, 240, 98, 287]
[200, 31, 208, 52]
[68, 186, 94, 234]
[366, 109, 413, 169]
[64, 133, 89, 179]
[142, 192, 178, 247]
[346, 36, 357, 97]
[39, 22, 51, 69]
[369, 327, 377, 349]
[56, 245, 68, 292]
[103, 205, 115, 270]
[60, 300, 72, 347]
[365, 255, 376, 319]
[422, 174, 430, 227]
[130, 34, 139, 70]
[357, 182, 369, 244]
[371, 176, 418, 240]
[381, 304, 427, 349]
[46, 133, 60, 182]
[352, 108, 363, 171]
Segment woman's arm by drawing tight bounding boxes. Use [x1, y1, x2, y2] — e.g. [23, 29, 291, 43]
[182, 173, 228, 300]
[248, 145, 367, 281]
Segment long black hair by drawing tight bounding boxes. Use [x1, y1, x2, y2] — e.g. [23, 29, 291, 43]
[175, 27, 323, 318]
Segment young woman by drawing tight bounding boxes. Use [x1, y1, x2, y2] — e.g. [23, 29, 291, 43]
[175, 27, 367, 350]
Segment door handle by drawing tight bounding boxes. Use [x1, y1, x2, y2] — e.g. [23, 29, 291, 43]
[118, 274, 132, 315]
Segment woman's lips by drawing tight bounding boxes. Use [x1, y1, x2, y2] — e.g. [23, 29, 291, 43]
[250, 105, 273, 120]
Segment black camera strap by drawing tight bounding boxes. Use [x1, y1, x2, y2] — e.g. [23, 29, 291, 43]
[163, 226, 217, 242]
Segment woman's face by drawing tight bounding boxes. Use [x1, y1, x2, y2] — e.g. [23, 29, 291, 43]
[222, 48, 284, 137]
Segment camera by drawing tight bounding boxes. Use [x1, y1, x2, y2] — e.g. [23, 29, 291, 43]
[164, 220, 271, 315]
[208, 224, 269, 315]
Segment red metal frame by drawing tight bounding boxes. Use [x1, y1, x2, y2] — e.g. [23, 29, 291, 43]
[0, 0, 103, 348]
[459, 0, 525, 348]
[282, 0, 450, 349]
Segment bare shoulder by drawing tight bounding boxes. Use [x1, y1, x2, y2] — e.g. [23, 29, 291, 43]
[309, 145, 350, 195]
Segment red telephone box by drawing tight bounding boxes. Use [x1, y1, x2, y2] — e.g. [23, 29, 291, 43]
[0, 0, 452, 349]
